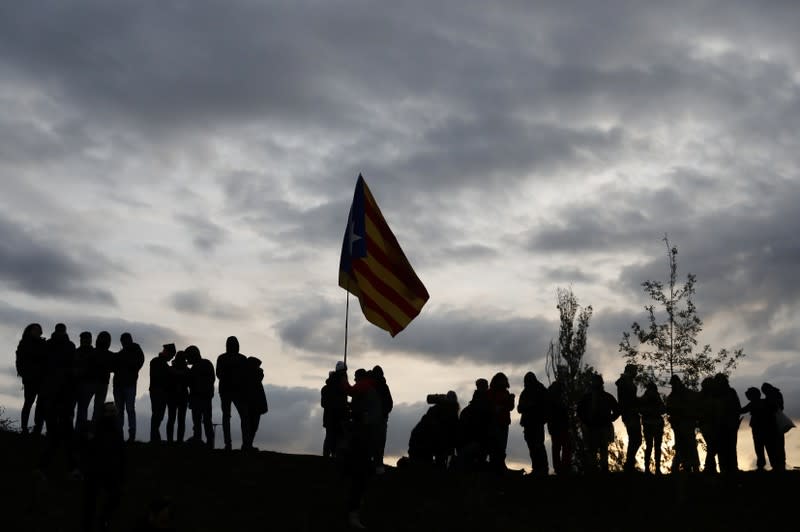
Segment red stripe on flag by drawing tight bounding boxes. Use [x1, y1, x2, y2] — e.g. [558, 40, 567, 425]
[357, 287, 403, 335]
[352, 259, 418, 319]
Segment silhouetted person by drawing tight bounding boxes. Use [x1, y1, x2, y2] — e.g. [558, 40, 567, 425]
[321, 361, 349, 458]
[761, 382, 786, 471]
[666, 375, 700, 473]
[166, 351, 190, 443]
[616, 364, 641, 473]
[517, 371, 549, 475]
[714, 373, 741, 473]
[241, 356, 268, 451]
[16, 323, 47, 435]
[577, 374, 620, 474]
[741, 387, 775, 471]
[82, 402, 125, 532]
[456, 378, 491, 470]
[698, 376, 719, 473]
[639, 382, 665, 474]
[133, 496, 176, 532]
[91, 331, 114, 423]
[487, 372, 515, 473]
[371, 365, 393, 473]
[149, 343, 176, 443]
[216, 336, 248, 451]
[113, 332, 145, 442]
[39, 323, 77, 472]
[186, 345, 215, 448]
[547, 368, 572, 475]
[408, 391, 460, 468]
[343, 368, 379, 529]
[73, 331, 96, 435]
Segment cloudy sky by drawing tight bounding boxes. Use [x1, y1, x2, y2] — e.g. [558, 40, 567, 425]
[1, 0, 799, 470]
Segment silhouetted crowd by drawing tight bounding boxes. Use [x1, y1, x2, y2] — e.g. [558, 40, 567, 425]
[325, 363, 792, 480]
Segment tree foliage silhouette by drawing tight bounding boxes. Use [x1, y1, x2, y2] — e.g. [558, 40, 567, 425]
[619, 236, 745, 390]
[546, 287, 595, 473]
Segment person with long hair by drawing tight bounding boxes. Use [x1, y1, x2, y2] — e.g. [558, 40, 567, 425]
[15, 323, 47, 435]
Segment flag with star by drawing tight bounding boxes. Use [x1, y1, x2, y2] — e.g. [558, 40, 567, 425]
[339, 174, 430, 336]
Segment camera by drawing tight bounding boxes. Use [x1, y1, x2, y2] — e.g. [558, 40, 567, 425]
[427, 394, 448, 405]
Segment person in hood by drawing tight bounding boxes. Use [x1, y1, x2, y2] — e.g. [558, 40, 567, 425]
[486, 372, 515, 473]
[185, 345, 215, 448]
[371, 365, 393, 473]
[39, 323, 77, 472]
[577, 374, 620, 474]
[241, 356, 268, 451]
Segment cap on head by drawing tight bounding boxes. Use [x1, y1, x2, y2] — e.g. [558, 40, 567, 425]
[335, 361, 347, 372]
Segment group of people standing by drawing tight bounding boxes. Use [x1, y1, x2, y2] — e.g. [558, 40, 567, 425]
[383, 364, 792, 477]
[14, 322, 268, 456]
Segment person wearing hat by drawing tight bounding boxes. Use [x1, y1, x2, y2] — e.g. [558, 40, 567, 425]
[149, 343, 176, 443]
[615, 364, 641, 473]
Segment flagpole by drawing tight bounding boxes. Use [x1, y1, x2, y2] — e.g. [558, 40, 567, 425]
[343, 288, 350, 367]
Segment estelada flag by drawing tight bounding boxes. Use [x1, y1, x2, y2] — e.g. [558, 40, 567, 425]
[339, 174, 429, 336]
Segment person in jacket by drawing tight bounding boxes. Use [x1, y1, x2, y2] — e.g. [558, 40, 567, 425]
[456, 378, 491, 470]
[73, 331, 96, 435]
[241, 356, 268, 451]
[113, 332, 145, 442]
[517, 371, 550, 476]
[741, 387, 774, 471]
[39, 323, 77, 471]
[486, 372, 515, 473]
[761, 382, 786, 471]
[90, 331, 114, 423]
[547, 368, 572, 475]
[714, 373, 741, 473]
[666, 375, 700, 473]
[321, 362, 349, 458]
[408, 391, 459, 468]
[616, 364, 641, 473]
[166, 350, 190, 444]
[577, 374, 620, 473]
[185, 345, 215, 448]
[16, 323, 47, 435]
[371, 365, 393, 473]
[216, 336, 248, 451]
[639, 382, 665, 474]
[698, 377, 719, 473]
[149, 343, 176, 443]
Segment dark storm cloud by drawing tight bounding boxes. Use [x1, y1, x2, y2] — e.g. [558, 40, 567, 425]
[168, 289, 247, 321]
[176, 214, 227, 253]
[0, 214, 116, 304]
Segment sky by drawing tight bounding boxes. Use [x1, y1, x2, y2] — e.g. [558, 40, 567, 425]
[1, 0, 799, 471]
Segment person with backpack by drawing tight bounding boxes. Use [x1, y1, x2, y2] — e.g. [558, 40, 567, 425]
[577, 374, 620, 474]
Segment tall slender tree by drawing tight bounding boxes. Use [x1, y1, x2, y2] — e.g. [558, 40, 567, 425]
[619, 236, 744, 390]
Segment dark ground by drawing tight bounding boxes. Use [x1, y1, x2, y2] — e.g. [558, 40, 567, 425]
[1, 430, 797, 532]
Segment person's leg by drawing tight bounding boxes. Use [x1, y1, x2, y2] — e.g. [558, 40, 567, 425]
[124, 385, 136, 441]
[202, 400, 214, 448]
[220, 394, 232, 449]
[190, 401, 202, 441]
[532, 423, 548, 474]
[624, 417, 642, 471]
[93, 381, 109, 423]
[643, 428, 653, 473]
[21, 381, 37, 433]
[654, 428, 663, 474]
[166, 400, 177, 443]
[235, 398, 251, 450]
[177, 401, 187, 443]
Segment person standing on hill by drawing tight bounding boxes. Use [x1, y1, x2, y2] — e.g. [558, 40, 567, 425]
[666, 375, 700, 473]
[741, 387, 774, 471]
[714, 373, 741, 473]
[113, 332, 145, 442]
[73, 331, 96, 435]
[761, 382, 786, 471]
[149, 343, 176, 443]
[90, 331, 114, 423]
[547, 368, 572, 475]
[616, 364, 641, 473]
[39, 323, 77, 472]
[241, 356, 268, 451]
[186, 345, 215, 448]
[639, 382, 665, 474]
[517, 371, 550, 476]
[216, 336, 248, 451]
[371, 365, 393, 473]
[577, 374, 620, 474]
[486, 372, 515, 473]
[321, 362, 349, 458]
[16, 323, 47, 435]
[166, 350, 190, 443]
